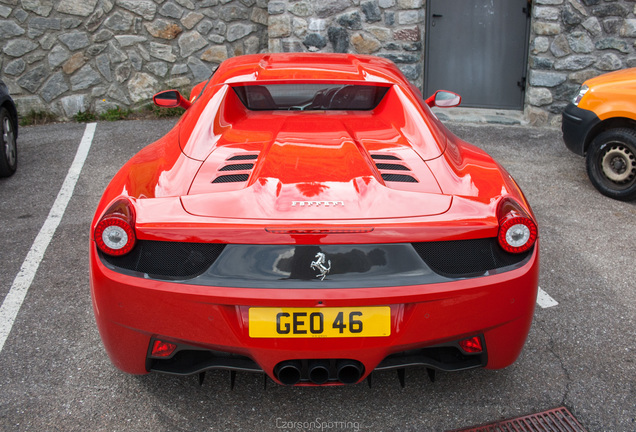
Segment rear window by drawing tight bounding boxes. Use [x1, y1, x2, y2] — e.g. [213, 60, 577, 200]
[233, 84, 389, 111]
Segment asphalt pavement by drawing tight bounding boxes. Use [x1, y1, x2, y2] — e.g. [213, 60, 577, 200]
[0, 118, 634, 431]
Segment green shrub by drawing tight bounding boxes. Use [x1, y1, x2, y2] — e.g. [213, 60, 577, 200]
[151, 105, 185, 118]
[99, 106, 132, 121]
[19, 110, 57, 126]
[74, 110, 96, 123]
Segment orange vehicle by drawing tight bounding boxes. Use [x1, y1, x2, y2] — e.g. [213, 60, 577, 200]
[562, 68, 636, 200]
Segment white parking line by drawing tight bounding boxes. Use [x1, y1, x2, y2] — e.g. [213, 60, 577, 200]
[0, 123, 97, 354]
[537, 286, 559, 309]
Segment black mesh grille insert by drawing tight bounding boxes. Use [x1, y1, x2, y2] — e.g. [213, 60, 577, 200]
[212, 174, 250, 183]
[219, 163, 254, 171]
[376, 342, 487, 372]
[376, 163, 410, 171]
[412, 238, 531, 276]
[228, 154, 258, 161]
[382, 173, 418, 183]
[149, 345, 262, 375]
[101, 240, 226, 280]
[102, 240, 530, 285]
[371, 154, 400, 160]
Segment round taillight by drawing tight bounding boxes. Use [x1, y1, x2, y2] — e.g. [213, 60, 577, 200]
[95, 216, 136, 256]
[498, 215, 537, 254]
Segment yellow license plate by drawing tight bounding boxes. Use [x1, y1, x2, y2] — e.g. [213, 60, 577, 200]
[249, 307, 391, 338]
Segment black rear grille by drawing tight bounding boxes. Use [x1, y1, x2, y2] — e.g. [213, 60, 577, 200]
[212, 174, 250, 183]
[101, 240, 226, 280]
[376, 339, 487, 372]
[101, 239, 531, 284]
[149, 344, 262, 375]
[412, 238, 531, 276]
[381, 173, 418, 183]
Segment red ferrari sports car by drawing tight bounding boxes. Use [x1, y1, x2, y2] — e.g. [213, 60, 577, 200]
[90, 53, 539, 386]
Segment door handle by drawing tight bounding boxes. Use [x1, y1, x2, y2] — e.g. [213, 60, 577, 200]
[432, 14, 443, 18]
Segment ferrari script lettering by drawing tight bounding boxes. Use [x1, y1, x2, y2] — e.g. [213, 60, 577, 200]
[291, 201, 344, 207]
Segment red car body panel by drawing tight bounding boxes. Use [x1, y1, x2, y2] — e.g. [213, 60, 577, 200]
[90, 247, 538, 375]
[90, 53, 539, 385]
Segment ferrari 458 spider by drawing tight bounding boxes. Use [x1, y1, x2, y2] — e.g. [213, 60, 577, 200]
[90, 54, 539, 386]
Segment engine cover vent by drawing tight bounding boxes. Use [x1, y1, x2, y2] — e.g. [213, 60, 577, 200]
[211, 153, 259, 184]
[371, 153, 418, 183]
[381, 173, 418, 183]
[212, 174, 250, 183]
[228, 154, 259, 161]
[219, 163, 255, 171]
[371, 154, 401, 161]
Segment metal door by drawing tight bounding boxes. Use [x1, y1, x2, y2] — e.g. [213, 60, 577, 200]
[424, 0, 531, 110]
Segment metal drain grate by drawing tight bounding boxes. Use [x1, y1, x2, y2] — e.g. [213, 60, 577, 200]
[448, 407, 587, 432]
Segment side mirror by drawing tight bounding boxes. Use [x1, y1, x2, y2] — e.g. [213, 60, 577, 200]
[153, 90, 191, 110]
[425, 90, 461, 108]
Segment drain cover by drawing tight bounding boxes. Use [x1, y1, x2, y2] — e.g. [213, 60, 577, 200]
[448, 407, 587, 432]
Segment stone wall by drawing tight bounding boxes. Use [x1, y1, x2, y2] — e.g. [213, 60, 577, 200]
[266, 0, 424, 89]
[527, 0, 636, 126]
[0, 0, 267, 119]
[3, 0, 636, 125]
[269, 0, 636, 126]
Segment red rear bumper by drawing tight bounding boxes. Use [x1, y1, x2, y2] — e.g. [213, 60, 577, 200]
[89, 243, 539, 384]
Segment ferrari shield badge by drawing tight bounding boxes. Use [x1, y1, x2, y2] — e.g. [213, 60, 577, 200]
[310, 252, 331, 281]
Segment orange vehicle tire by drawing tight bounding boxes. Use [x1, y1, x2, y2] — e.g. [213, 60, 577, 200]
[586, 128, 636, 201]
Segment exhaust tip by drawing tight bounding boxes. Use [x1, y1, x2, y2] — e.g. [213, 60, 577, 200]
[275, 361, 302, 386]
[308, 360, 330, 385]
[274, 358, 364, 385]
[337, 360, 364, 384]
